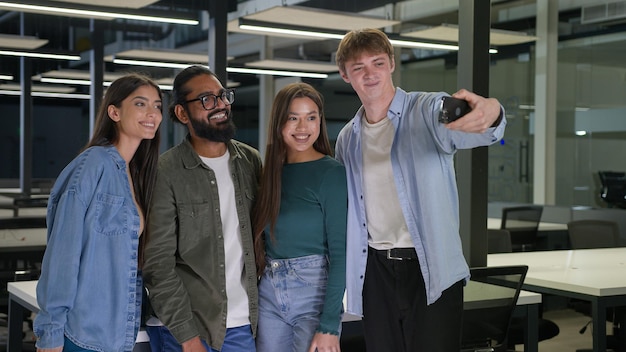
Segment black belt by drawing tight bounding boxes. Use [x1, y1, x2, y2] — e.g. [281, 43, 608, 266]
[373, 247, 418, 261]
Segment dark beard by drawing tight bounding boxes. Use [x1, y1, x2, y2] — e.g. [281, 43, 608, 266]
[189, 109, 237, 143]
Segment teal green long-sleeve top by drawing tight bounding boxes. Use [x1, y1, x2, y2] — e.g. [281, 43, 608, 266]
[265, 155, 347, 335]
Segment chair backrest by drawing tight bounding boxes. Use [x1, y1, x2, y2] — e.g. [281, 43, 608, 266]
[567, 219, 620, 249]
[598, 171, 626, 208]
[461, 265, 529, 352]
[487, 229, 513, 254]
[501, 206, 543, 251]
[0, 216, 46, 229]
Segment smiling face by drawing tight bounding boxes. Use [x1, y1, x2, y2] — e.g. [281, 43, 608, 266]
[340, 51, 396, 106]
[281, 96, 322, 163]
[108, 84, 162, 149]
[176, 73, 236, 143]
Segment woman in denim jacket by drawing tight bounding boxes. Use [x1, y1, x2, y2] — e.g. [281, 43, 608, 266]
[33, 73, 163, 352]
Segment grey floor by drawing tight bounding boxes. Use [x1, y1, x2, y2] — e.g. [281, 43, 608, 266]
[514, 308, 617, 352]
[0, 307, 620, 352]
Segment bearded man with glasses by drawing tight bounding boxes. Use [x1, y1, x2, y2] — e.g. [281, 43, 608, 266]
[143, 65, 262, 352]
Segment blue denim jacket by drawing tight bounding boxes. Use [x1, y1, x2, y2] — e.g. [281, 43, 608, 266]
[34, 146, 142, 352]
[336, 88, 506, 316]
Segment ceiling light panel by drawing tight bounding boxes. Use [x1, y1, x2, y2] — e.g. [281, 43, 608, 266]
[402, 24, 537, 46]
[0, 1, 198, 25]
[111, 49, 209, 64]
[0, 83, 75, 93]
[242, 6, 400, 32]
[0, 34, 48, 49]
[245, 59, 338, 73]
[54, 0, 157, 8]
[35, 69, 125, 81]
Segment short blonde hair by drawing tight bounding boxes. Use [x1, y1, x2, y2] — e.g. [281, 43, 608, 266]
[335, 28, 394, 73]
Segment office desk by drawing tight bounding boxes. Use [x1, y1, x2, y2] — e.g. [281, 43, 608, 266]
[7, 281, 149, 352]
[489, 248, 626, 351]
[0, 227, 47, 268]
[488, 218, 570, 250]
[341, 288, 541, 352]
[9, 280, 540, 352]
[487, 218, 567, 231]
[0, 227, 47, 249]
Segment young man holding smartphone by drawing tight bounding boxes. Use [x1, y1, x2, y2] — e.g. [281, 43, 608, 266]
[334, 28, 506, 352]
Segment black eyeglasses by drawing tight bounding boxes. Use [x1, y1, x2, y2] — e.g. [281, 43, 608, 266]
[184, 89, 235, 110]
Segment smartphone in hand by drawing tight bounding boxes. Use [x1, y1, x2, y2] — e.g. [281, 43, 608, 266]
[438, 96, 471, 124]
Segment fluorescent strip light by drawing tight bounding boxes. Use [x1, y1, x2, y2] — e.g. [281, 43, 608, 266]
[227, 67, 328, 79]
[113, 57, 327, 78]
[40, 77, 172, 90]
[0, 2, 198, 25]
[0, 74, 12, 80]
[0, 90, 90, 99]
[0, 49, 80, 60]
[113, 58, 199, 69]
[239, 24, 345, 40]
[240, 20, 496, 53]
[246, 59, 338, 73]
[389, 37, 497, 53]
[40, 77, 93, 85]
[388, 38, 459, 51]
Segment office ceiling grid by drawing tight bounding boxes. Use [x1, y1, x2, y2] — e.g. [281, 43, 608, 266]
[0, 0, 625, 98]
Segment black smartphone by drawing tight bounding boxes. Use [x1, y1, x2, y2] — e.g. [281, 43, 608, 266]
[438, 96, 471, 124]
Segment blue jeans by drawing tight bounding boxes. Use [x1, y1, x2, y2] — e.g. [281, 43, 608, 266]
[256, 254, 331, 352]
[64, 337, 94, 352]
[146, 324, 255, 352]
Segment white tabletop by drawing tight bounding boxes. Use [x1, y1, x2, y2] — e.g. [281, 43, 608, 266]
[487, 218, 567, 231]
[7, 280, 39, 309]
[489, 247, 626, 297]
[7, 280, 149, 343]
[0, 228, 47, 248]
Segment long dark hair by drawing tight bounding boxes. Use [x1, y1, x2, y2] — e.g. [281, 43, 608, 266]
[84, 73, 163, 264]
[252, 82, 332, 275]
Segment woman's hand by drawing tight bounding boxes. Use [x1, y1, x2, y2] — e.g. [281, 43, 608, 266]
[182, 336, 207, 352]
[308, 332, 340, 352]
[37, 347, 63, 352]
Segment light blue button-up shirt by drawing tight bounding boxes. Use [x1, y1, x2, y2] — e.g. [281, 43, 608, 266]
[34, 145, 141, 352]
[335, 88, 506, 316]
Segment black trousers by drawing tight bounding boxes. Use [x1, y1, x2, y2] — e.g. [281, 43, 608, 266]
[362, 247, 464, 352]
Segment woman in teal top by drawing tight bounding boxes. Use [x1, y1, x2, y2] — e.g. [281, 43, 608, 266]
[253, 82, 347, 352]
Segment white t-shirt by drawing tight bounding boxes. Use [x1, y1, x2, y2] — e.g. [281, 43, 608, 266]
[201, 150, 250, 328]
[361, 117, 414, 250]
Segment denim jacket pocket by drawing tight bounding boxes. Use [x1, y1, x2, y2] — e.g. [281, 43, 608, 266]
[94, 192, 128, 236]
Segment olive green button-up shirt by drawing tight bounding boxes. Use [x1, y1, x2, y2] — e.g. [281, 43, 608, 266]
[143, 136, 261, 350]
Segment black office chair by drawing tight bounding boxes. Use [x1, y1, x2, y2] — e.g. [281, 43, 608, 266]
[461, 265, 528, 352]
[567, 219, 620, 249]
[487, 229, 513, 254]
[598, 171, 626, 209]
[567, 219, 623, 352]
[501, 206, 543, 251]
